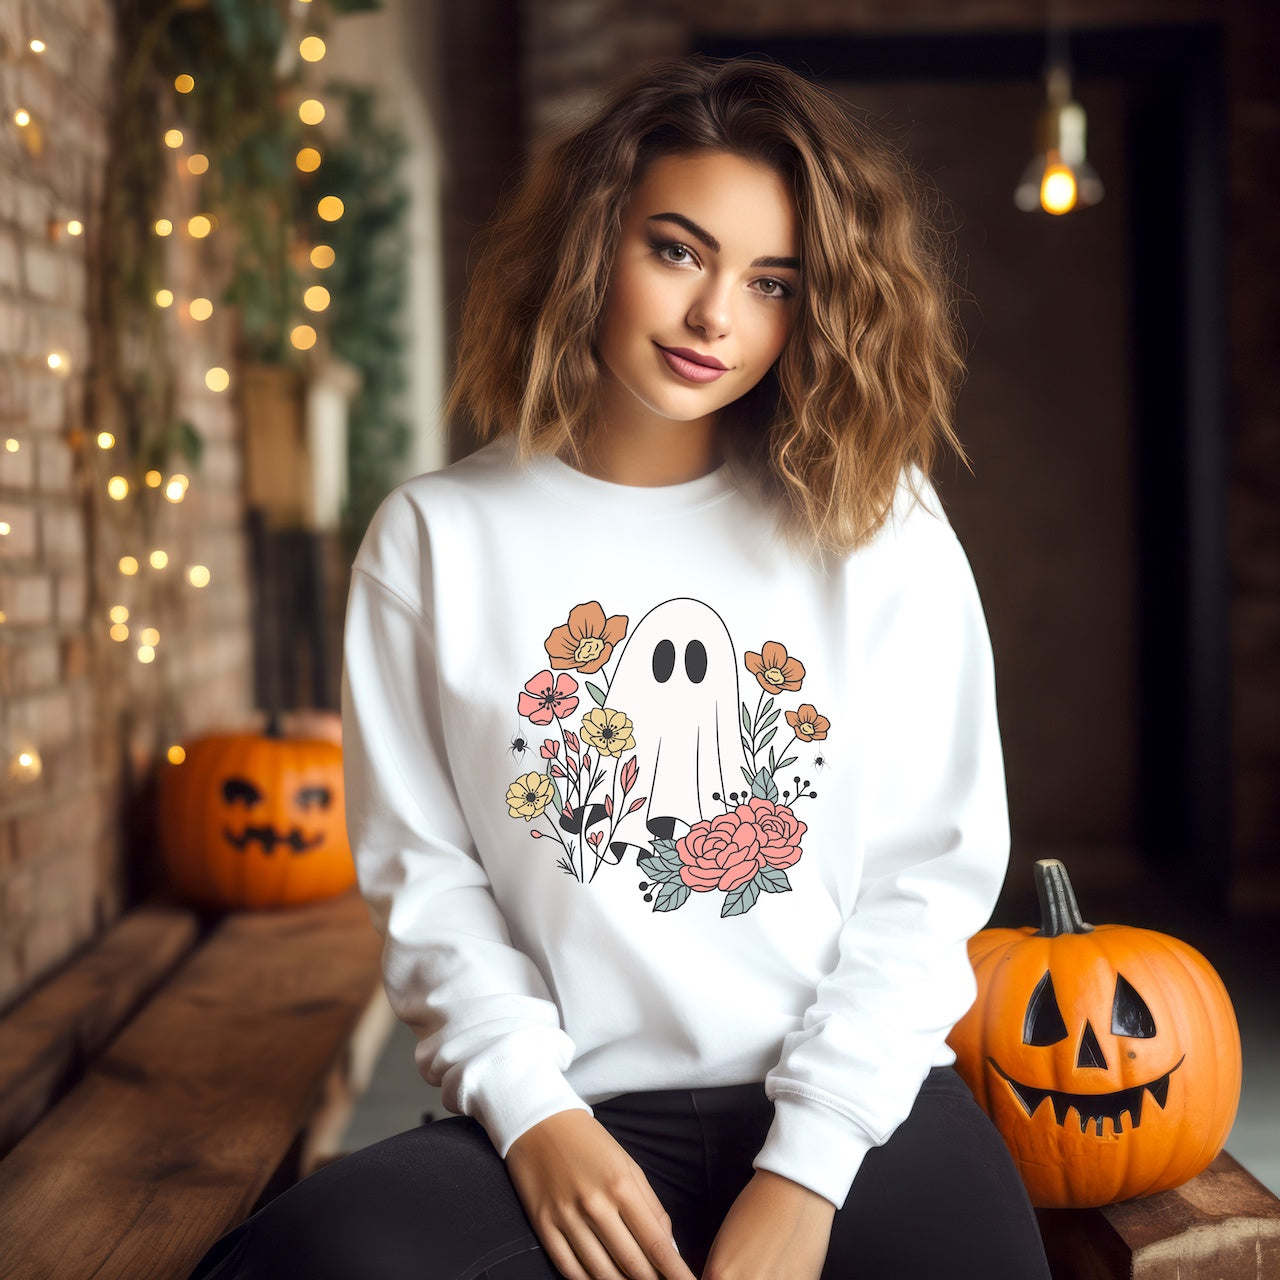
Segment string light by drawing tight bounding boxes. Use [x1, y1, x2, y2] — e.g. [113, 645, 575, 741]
[165, 478, 186, 502]
[110, 623, 129, 641]
[188, 565, 211, 588]
[140, 627, 160, 646]
[0, 521, 10, 536]
[187, 215, 212, 238]
[30, 39, 46, 54]
[149, 549, 169, 569]
[137, 645, 156, 664]
[4, 438, 19, 453]
[317, 196, 344, 222]
[145, 469, 163, 487]
[167, 745, 187, 765]
[175, 74, 195, 94]
[107, 476, 129, 499]
[66, 220, 83, 236]
[296, 147, 321, 173]
[155, 218, 173, 236]
[205, 367, 229, 392]
[47, 352, 66, 371]
[97, 431, 115, 448]
[8, 747, 43, 783]
[291, 324, 317, 351]
[14, 109, 31, 127]
[164, 129, 183, 148]
[186, 153, 209, 175]
[299, 99, 326, 126]
[119, 556, 139, 575]
[110, 605, 129, 623]
[303, 285, 330, 311]
[299, 36, 327, 62]
[310, 245, 335, 269]
[188, 297, 213, 321]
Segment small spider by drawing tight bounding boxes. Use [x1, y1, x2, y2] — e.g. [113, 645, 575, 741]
[508, 731, 531, 759]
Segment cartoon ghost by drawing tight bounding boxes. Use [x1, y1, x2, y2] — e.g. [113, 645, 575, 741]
[601, 598, 749, 861]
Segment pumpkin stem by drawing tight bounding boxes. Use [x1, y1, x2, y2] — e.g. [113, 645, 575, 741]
[1033, 859, 1094, 936]
[265, 711, 284, 739]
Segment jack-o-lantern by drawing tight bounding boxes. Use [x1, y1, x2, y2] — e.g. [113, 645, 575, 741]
[947, 859, 1241, 1208]
[157, 721, 355, 910]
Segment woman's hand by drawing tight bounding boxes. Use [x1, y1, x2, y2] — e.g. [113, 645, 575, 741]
[505, 1110, 698, 1280]
[702, 1171, 835, 1280]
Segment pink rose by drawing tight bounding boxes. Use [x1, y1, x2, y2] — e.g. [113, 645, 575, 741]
[735, 798, 806, 869]
[677, 811, 763, 893]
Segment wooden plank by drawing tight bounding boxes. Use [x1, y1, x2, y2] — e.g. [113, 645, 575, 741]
[0, 904, 201, 1159]
[0, 889, 384, 1280]
[1038, 1153, 1280, 1280]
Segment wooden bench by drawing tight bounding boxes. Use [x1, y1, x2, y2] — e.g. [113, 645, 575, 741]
[0, 890, 389, 1280]
[0, 890, 1276, 1280]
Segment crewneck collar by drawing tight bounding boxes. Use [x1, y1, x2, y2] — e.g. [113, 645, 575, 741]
[521, 443, 736, 515]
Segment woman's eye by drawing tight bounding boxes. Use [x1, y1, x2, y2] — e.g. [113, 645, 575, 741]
[755, 278, 791, 299]
[653, 241, 693, 265]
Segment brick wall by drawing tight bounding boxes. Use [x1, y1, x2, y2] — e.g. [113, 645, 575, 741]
[0, 1, 255, 1007]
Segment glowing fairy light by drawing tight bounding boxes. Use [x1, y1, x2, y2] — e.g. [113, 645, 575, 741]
[9, 747, 43, 782]
[205, 367, 229, 392]
[66, 220, 83, 236]
[165, 478, 185, 502]
[188, 297, 213, 321]
[110, 605, 129, 623]
[145, 470, 162, 487]
[187, 153, 209, 176]
[167, 745, 186, 764]
[164, 129, 183, 148]
[107, 476, 129, 500]
[30, 40, 46, 54]
[317, 196, 344, 222]
[296, 147, 321, 173]
[299, 36, 326, 62]
[137, 645, 156, 664]
[140, 627, 160, 646]
[187, 215, 212, 238]
[290, 325, 317, 351]
[303, 285, 330, 312]
[155, 218, 173, 236]
[110, 623, 129, 642]
[188, 565, 211, 588]
[149, 549, 169, 569]
[155, 289, 174, 307]
[299, 99, 326, 126]
[310, 245, 335, 269]
[14, 109, 31, 128]
[119, 556, 139, 575]
[5, 438, 19, 452]
[175, 74, 194, 94]
[97, 431, 115, 448]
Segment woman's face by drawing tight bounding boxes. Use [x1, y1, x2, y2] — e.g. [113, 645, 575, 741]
[594, 149, 802, 440]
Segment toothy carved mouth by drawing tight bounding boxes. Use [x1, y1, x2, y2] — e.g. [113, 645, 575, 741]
[988, 1055, 1183, 1135]
[223, 826, 325, 855]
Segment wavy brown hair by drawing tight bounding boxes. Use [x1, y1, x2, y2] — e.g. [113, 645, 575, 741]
[448, 55, 967, 555]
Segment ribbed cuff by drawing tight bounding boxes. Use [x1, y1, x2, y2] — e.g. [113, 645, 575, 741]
[468, 1056, 593, 1158]
[753, 1093, 879, 1209]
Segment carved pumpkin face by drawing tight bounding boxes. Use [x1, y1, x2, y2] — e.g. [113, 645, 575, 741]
[158, 728, 355, 910]
[947, 860, 1241, 1208]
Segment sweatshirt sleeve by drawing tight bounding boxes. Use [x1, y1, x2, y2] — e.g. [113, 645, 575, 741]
[342, 553, 591, 1156]
[752, 487, 1010, 1207]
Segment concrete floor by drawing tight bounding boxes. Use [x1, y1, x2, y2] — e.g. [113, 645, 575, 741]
[342, 852, 1280, 1199]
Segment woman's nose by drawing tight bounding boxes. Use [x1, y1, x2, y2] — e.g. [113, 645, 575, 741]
[686, 285, 731, 339]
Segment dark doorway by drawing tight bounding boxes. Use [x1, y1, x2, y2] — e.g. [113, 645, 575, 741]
[698, 27, 1229, 903]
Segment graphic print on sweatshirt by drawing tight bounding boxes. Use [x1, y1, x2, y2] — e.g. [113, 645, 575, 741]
[504, 598, 830, 918]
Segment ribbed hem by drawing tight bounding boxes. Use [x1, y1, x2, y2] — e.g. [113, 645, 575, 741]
[752, 1093, 879, 1209]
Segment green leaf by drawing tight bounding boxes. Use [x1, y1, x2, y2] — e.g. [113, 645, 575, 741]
[740, 702, 751, 732]
[638, 860, 684, 884]
[759, 707, 781, 730]
[652, 837, 678, 858]
[768, 746, 777, 773]
[751, 767, 779, 803]
[759, 726, 777, 752]
[653, 883, 691, 913]
[777, 756, 798, 770]
[758, 866, 792, 893]
[721, 878, 761, 917]
[550, 779, 564, 815]
[587, 682, 607, 707]
[740, 767, 756, 789]
[740, 735, 752, 756]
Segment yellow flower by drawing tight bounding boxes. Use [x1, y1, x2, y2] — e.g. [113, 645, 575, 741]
[580, 707, 635, 758]
[506, 771, 555, 821]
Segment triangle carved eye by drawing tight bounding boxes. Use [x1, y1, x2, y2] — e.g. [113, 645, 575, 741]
[1111, 974, 1157, 1038]
[1023, 971, 1069, 1046]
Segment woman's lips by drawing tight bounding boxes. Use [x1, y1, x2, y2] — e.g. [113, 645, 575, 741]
[656, 344, 729, 384]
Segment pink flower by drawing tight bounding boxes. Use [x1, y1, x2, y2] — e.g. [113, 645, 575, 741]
[735, 798, 806, 869]
[517, 671, 580, 725]
[676, 811, 763, 893]
[540, 739, 560, 759]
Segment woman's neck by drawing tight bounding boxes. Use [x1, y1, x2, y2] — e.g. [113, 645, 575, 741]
[573, 420, 723, 488]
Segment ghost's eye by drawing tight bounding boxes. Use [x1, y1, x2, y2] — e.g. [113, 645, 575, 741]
[652, 640, 675, 683]
[685, 640, 707, 683]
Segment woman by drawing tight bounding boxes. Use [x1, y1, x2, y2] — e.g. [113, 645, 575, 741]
[191, 55, 1050, 1280]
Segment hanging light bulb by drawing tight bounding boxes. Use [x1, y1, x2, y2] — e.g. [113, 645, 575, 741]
[1015, 62, 1104, 216]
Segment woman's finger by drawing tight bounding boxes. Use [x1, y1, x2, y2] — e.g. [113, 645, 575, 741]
[618, 1196, 695, 1280]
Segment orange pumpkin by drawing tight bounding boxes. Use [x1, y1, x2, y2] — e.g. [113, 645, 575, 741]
[948, 858, 1241, 1208]
[157, 721, 355, 909]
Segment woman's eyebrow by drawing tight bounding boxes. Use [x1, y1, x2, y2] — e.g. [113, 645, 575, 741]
[647, 212, 801, 271]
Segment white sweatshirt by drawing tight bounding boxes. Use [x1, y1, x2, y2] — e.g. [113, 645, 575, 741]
[341, 436, 1010, 1208]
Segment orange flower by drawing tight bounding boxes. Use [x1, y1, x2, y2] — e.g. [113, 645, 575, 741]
[744, 641, 805, 694]
[544, 602, 628, 675]
[785, 704, 830, 741]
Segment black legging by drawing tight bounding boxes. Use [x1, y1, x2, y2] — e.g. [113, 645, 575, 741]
[188, 1067, 1049, 1279]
